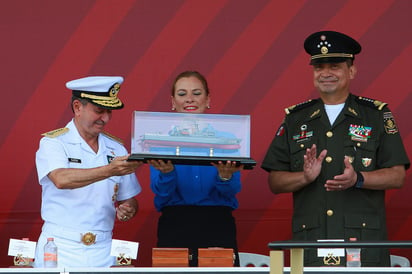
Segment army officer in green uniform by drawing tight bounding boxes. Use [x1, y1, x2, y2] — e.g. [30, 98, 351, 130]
[261, 31, 410, 267]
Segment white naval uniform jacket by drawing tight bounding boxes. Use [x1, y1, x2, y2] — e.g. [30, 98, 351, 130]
[36, 119, 141, 232]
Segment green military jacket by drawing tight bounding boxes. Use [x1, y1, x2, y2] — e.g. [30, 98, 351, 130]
[262, 93, 410, 266]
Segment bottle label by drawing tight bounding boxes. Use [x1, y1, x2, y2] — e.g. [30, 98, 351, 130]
[347, 253, 360, 261]
[44, 252, 57, 261]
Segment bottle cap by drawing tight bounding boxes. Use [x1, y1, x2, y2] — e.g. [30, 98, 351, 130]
[349, 237, 357, 241]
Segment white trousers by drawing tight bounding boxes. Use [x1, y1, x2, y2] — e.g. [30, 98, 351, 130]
[33, 223, 115, 268]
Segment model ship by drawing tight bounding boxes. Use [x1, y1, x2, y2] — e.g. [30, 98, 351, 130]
[139, 122, 242, 151]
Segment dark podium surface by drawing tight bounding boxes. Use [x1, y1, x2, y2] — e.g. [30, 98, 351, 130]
[268, 240, 412, 250]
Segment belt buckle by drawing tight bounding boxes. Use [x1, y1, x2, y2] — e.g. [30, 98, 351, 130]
[81, 232, 96, 245]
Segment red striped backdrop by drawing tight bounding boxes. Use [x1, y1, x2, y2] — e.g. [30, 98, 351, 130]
[0, 0, 411, 266]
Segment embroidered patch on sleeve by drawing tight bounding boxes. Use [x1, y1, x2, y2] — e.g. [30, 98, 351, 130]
[383, 112, 398, 134]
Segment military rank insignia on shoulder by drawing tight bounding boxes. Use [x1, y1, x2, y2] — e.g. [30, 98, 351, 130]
[356, 96, 387, 110]
[41, 127, 69, 138]
[102, 131, 124, 144]
[285, 99, 318, 115]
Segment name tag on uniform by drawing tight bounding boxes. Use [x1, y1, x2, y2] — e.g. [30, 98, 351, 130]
[68, 158, 81, 163]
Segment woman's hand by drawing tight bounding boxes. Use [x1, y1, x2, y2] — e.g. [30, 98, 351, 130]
[148, 159, 174, 173]
[212, 160, 243, 180]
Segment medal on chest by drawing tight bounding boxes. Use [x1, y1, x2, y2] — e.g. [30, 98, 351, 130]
[348, 124, 371, 142]
[292, 124, 313, 143]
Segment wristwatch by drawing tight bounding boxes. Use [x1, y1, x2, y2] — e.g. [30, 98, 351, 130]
[219, 175, 232, 182]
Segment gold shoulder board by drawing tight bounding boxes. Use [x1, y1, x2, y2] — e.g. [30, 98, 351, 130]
[285, 99, 317, 114]
[102, 131, 124, 144]
[41, 127, 69, 138]
[356, 96, 387, 110]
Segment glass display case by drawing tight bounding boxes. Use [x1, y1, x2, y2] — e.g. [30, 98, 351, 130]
[129, 111, 256, 169]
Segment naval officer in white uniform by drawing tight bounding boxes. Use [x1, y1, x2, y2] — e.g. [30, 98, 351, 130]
[34, 76, 142, 267]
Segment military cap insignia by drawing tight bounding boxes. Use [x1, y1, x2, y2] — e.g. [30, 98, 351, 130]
[285, 99, 317, 114]
[383, 112, 398, 134]
[109, 83, 120, 97]
[356, 96, 387, 110]
[319, 35, 330, 55]
[102, 131, 124, 144]
[41, 127, 69, 138]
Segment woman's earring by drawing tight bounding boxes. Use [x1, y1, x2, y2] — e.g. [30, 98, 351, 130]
[207, 105, 211, 109]
[171, 106, 176, 111]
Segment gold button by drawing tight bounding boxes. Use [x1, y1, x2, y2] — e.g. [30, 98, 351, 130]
[300, 144, 304, 148]
[327, 209, 334, 216]
[357, 142, 361, 147]
[326, 131, 333, 137]
[325, 156, 332, 163]
[362, 223, 366, 227]
[302, 224, 306, 229]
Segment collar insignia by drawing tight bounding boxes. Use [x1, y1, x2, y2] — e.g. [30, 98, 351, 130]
[348, 107, 358, 116]
[310, 109, 321, 118]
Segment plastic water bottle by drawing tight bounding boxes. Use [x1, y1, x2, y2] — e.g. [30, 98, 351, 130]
[43, 238, 58, 268]
[346, 237, 361, 267]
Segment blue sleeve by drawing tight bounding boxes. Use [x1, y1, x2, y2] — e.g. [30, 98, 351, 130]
[214, 170, 242, 197]
[150, 165, 241, 210]
[149, 165, 178, 196]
